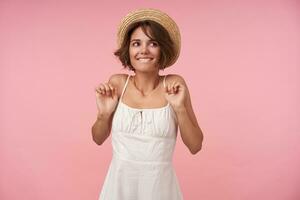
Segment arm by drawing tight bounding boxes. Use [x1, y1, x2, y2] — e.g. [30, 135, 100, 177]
[92, 113, 114, 145]
[172, 75, 204, 154]
[175, 107, 203, 154]
[91, 74, 122, 145]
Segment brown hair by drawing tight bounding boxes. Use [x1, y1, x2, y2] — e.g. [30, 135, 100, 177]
[114, 20, 176, 71]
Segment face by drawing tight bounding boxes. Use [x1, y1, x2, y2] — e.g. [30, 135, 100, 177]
[129, 26, 161, 72]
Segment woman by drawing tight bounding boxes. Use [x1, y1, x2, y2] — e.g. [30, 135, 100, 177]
[92, 8, 204, 200]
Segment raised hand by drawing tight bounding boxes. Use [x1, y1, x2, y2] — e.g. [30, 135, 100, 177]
[95, 83, 119, 117]
[164, 81, 187, 111]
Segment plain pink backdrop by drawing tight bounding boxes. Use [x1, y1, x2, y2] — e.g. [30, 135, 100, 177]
[1, 0, 300, 200]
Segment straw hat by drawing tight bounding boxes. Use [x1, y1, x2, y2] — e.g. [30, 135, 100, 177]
[116, 8, 181, 67]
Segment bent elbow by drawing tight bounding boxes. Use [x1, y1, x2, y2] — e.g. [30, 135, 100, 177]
[190, 132, 204, 155]
[92, 132, 105, 146]
[95, 140, 103, 146]
[190, 144, 202, 155]
[92, 136, 103, 145]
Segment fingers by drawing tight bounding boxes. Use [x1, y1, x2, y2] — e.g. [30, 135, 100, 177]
[95, 84, 105, 95]
[165, 82, 180, 94]
[108, 83, 117, 97]
[94, 85, 103, 95]
[95, 83, 116, 97]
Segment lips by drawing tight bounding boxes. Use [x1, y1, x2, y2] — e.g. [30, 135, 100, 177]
[137, 57, 153, 63]
[137, 57, 153, 60]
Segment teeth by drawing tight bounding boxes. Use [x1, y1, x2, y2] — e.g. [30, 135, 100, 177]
[138, 58, 152, 63]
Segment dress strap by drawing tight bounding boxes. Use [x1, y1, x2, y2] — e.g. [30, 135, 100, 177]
[163, 74, 168, 88]
[120, 74, 131, 100]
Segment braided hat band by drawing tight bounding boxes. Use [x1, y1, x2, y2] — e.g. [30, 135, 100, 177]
[116, 8, 181, 68]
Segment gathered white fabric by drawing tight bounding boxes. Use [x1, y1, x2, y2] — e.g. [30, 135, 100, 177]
[99, 74, 183, 200]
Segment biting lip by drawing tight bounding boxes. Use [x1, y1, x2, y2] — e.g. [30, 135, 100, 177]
[137, 57, 153, 60]
[136, 57, 154, 63]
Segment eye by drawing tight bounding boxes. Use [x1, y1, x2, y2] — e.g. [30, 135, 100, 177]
[132, 41, 140, 46]
[150, 42, 159, 47]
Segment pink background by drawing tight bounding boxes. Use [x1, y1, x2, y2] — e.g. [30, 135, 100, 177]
[1, 0, 300, 199]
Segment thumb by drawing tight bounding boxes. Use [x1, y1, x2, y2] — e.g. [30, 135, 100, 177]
[164, 84, 169, 93]
[112, 87, 118, 100]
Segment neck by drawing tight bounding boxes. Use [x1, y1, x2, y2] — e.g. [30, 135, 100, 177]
[132, 72, 160, 95]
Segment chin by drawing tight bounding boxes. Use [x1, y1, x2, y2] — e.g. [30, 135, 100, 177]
[132, 63, 158, 70]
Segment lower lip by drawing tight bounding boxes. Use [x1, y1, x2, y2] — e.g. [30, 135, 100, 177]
[138, 59, 153, 63]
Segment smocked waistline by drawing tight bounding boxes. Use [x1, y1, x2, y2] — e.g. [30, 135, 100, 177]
[112, 131, 177, 140]
[112, 152, 173, 165]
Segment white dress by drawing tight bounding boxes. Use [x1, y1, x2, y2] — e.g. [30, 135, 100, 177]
[99, 74, 183, 200]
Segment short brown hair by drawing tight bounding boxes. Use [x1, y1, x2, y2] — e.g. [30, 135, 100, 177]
[114, 20, 176, 71]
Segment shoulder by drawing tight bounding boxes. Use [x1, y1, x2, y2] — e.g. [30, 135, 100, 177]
[108, 73, 129, 96]
[165, 74, 187, 85]
[108, 73, 128, 85]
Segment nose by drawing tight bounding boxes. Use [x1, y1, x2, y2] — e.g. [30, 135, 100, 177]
[140, 44, 149, 54]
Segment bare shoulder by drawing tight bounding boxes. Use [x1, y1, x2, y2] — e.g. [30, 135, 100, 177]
[165, 74, 187, 85]
[108, 73, 128, 86]
[108, 73, 129, 97]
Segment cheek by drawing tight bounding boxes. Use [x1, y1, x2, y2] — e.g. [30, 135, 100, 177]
[129, 49, 135, 59]
[129, 47, 138, 55]
[153, 48, 161, 57]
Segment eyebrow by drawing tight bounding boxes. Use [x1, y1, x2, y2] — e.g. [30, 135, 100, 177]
[130, 39, 157, 42]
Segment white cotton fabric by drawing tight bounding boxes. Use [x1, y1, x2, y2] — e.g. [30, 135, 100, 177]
[99, 74, 183, 200]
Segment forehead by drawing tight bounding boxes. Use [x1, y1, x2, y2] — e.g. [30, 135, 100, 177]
[130, 26, 152, 40]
